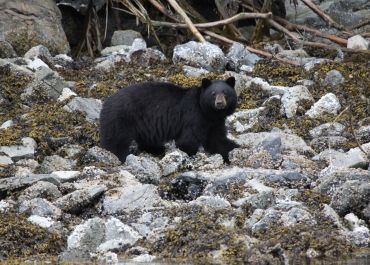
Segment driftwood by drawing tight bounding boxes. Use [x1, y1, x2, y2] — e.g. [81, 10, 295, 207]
[166, 0, 206, 42]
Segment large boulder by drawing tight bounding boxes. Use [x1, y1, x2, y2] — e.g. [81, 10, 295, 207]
[0, 0, 70, 55]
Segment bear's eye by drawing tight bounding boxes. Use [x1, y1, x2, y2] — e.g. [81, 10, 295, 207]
[211, 91, 216, 97]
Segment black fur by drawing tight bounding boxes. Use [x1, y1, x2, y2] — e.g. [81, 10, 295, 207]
[99, 77, 239, 163]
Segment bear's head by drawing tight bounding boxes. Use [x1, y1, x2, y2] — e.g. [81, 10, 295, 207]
[199, 76, 237, 120]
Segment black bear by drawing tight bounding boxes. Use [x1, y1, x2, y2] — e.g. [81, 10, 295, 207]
[99, 77, 239, 163]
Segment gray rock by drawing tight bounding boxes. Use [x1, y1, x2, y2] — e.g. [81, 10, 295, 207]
[330, 180, 370, 216]
[0, 137, 36, 160]
[19, 198, 62, 218]
[103, 184, 163, 215]
[22, 66, 71, 102]
[182, 65, 209, 77]
[309, 122, 345, 138]
[250, 208, 281, 235]
[0, 40, 17, 58]
[314, 142, 370, 169]
[54, 185, 106, 213]
[84, 146, 121, 166]
[58, 144, 84, 159]
[226, 42, 261, 71]
[224, 71, 254, 96]
[62, 217, 105, 260]
[24, 45, 52, 60]
[326, 1, 370, 28]
[355, 125, 370, 142]
[347, 35, 369, 50]
[362, 203, 370, 221]
[280, 207, 315, 226]
[100, 45, 131, 56]
[227, 107, 265, 133]
[0, 155, 13, 166]
[278, 49, 309, 59]
[39, 155, 76, 174]
[172, 41, 226, 71]
[190, 195, 231, 209]
[129, 38, 147, 53]
[0, 0, 70, 55]
[323, 70, 345, 87]
[280, 85, 314, 118]
[237, 131, 313, 155]
[0, 174, 60, 193]
[125, 155, 161, 184]
[129, 48, 167, 66]
[306, 93, 341, 118]
[159, 150, 187, 176]
[310, 136, 348, 152]
[242, 191, 276, 211]
[18, 181, 62, 201]
[111, 30, 143, 46]
[64, 97, 102, 122]
[97, 217, 142, 252]
[315, 168, 370, 196]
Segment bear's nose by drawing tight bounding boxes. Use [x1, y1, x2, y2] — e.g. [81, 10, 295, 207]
[215, 101, 226, 109]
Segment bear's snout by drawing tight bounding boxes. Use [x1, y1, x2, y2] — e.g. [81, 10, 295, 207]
[215, 94, 227, 109]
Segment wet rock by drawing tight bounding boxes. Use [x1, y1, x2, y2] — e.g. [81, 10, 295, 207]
[84, 146, 121, 167]
[61, 217, 105, 260]
[97, 217, 142, 252]
[159, 150, 187, 176]
[173, 41, 226, 71]
[323, 70, 345, 86]
[330, 180, 370, 216]
[125, 155, 161, 184]
[24, 45, 52, 61]
[226, 42, 261, 71]
[309, 122, 345, 138]
[18, 181, 62, 201]
[39, 155, 76, 174]
[164, 173, 208, 201]
[0, 40, 17, 58]
[182, 65, 209, 77]
[54, 185, 106, 213]
[64, 97, 102, 122]
[111, 30, 143, 46]
[0, 0, 70, 55]
[0, 137, 36, 161]
[306, 93, 341, 118]
[280, 85, 314, 118]
[347, 35, 369, 50]
[103, 184, 163, 215]
[19, 198, 62, 218]
[130, 48, 167, 66]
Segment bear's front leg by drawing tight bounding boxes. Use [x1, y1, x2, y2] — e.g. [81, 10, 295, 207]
[175, 128, 203, 157]
[205, 124, 239, 163]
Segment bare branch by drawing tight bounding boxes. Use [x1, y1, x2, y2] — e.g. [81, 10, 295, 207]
[166, 0, 206, 42]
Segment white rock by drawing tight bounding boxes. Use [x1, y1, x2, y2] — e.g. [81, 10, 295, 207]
[0, 120, 13, 130]
[190, 195, 231, 209]
[51, 170, 80, 182]
[305, 93, 341, 118]
[54, 54, 73, 62]
[344, 213, 363, 230]
[131, 254, 156, 262]
[27, 58, 49, 70]
[27, 215, 55, 228]
[58, 87, 77, 102]
[347, 35, 369, 50]
[280, 85, 313, 118]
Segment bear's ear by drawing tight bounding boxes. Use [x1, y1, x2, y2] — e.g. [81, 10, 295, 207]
[226, 76, 236, 88]
[201, 78, 212, 89]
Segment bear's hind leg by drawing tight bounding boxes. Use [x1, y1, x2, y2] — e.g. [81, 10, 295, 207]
[138, 141, 165, 156]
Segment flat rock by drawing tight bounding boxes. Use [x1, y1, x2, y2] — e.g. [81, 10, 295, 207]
[19, 198, 62, 218]
[309, 122, 345, 138]
[0, 137, 36, 160]
[0, 174, 60, 193]
[125, 155, 161, 184]
[103, 184, 163, 215]
[64, 97, 102, 122]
